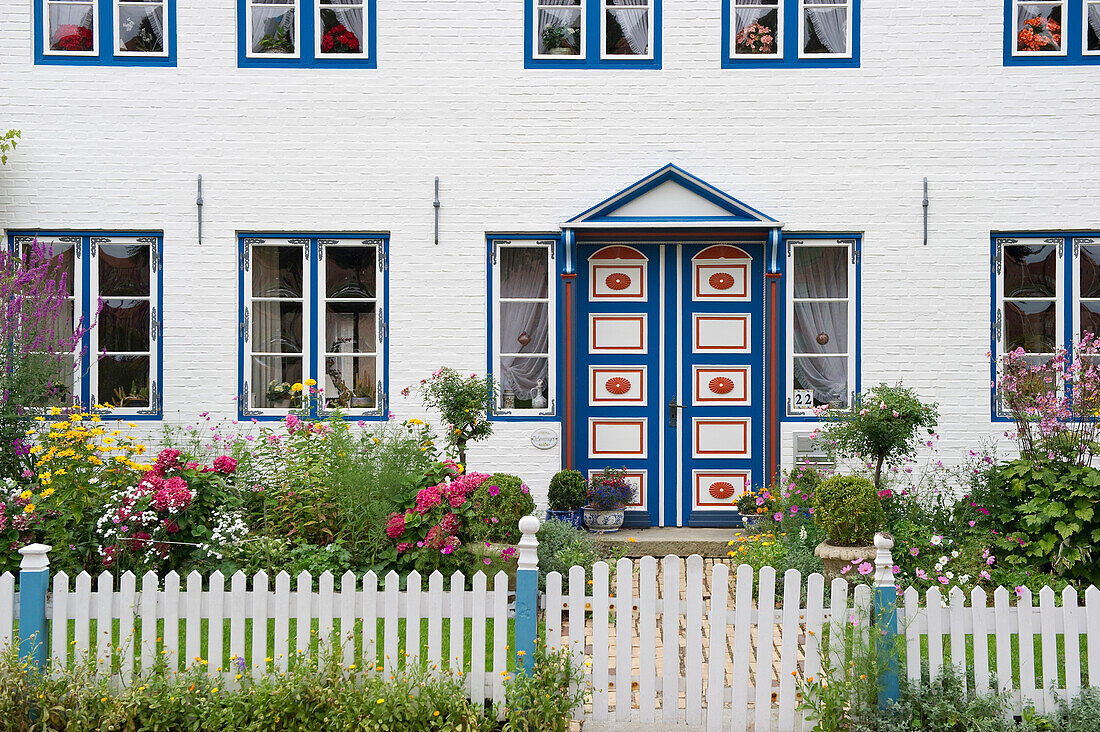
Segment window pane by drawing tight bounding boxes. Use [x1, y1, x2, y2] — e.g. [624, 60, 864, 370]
[323, 355, 376, 408]
[326, 302, 376, 354]
[1017, 3, 1063, 52]
[252, 356, 304, 408]
[793, 246, 847, 299]
[28, 242, 77, 297]
[326, 246, 375, 298]
[251, 301, 303, 353]
[251, 1, 296, 54]
[793, 356, 847, 407]
[734, 2, 779, 55]
[253, 246, 303, 298]
[1003, 244, 1056, 298]
[1081, 245, 1100, 298]
[500, 356, 549, 405]
[319, 1, 364, 54]
[605, 0, 650, 55]
[36, 354, 77, 407]
[499, 303, 548, 354]
[99, 244, 150, 297]
[1082, 302, 1100, 339]
[100, 300, 150, 352]
[803, 2, 847, 54]
[500, 248, 549, 298]
[793, 302, 848, 354]
[1005, 300, 1056, 353]
[118, 2, 164, 53]
[1089, 3, 1100, 51]
[49, 3, 94, 52]
[100, 355, 150, 407]
[538, 1, 581, 55]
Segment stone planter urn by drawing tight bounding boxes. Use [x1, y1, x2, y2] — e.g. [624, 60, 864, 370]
[814, 540, 876, 582]
[583, 507, 625, 534]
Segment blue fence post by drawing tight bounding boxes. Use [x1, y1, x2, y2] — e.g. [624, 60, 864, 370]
[515, 515, 540, 673]
[18, 543, 51, 673]
[873, 532, 899, 711]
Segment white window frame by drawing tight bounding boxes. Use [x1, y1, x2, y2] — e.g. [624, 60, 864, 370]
[243, 237, 312, 417]
[113, 0, 170, 58]
[43, 0, 99, 57]
[785, 238, 857, 416]
[730, 0, 783, 59]
[1011, 0, 1069, 57]
[533, 0, 586, 60]
[600, 0, 654, 60]
[491, 239, 557, 416]
[314, 0, 369, 60]
[246, 0, 301, 60]
[1071, 236, 1100, 346]
[1085, 0, 1100, 55]
[797, 0, 852, 59]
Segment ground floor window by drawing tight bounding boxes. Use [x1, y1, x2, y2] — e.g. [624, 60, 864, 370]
[239, 234, 388, 419]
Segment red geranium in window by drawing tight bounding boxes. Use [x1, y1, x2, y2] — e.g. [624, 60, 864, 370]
[52, 24, 93, 52]
[1017, 16, 1062, 52]
[321, 24, 361, 54]
[735, 21, 775, 55]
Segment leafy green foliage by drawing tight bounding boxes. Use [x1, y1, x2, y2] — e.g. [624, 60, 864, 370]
[535, 518, 603, 590]
[0, 129, 18, 166]
[547, 470, 586, 511]
[812, 475, 883, 546]
[468, 473, 535, 544]
[405, 367, 498, 464]
[501, 646, 588, 731]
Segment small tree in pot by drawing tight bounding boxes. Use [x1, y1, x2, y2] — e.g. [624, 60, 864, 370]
[547, 469, 587, 529]
[811, 475, 884, 580]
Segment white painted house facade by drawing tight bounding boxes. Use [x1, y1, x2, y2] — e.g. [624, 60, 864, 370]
[1, 0, 1098, 526]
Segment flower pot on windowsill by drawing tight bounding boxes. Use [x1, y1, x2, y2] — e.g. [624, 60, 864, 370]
[350, 396, 373, 408]
[814, 541, 876, 582]
[583, 506, 625, 534]
[545, 508, 584, 530]
[547, 47, 576, 55]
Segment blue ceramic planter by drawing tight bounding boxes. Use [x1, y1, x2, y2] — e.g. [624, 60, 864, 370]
[545, 509, 584, 530]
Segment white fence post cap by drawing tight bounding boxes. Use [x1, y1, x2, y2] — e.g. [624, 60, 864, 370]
[517, 515, 540, 572]
[18, 544, 52, 571]
[872, 532, 894, 588]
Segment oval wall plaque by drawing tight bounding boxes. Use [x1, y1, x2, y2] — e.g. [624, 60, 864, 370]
[605, 377, 632, 395]
[530, 428, 559, 450]
[709, 272, 736, 290]
[709, 481, 737, 500]
[709, 376, 736, 395]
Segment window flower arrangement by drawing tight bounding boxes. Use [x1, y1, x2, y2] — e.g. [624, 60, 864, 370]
[586, 468, 634, 511]
[51, 24, 93, 52]
[1017, 16, 1062, 52]
[735, 487, 775, 517]
[735, 21, 775, 54]
[321, 24, 361, 54]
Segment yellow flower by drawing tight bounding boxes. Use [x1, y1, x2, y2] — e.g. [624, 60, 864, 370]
[19, 491, 32, 500]
[24, 504, 35, 514]
[408, 418, 424, 426]
[304, 378, 317, 386]
[291, 383, 304, 393]
[376, 698, 385, 704]
[41, 488, 55, 498]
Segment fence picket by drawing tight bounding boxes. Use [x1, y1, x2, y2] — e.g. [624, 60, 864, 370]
[95, 571, 113, 676]
[1086, 586, 1100, 688]
[384, 571, 400, 676]
[592, 560, 610, 721]
[296, 571, 312, 664]
[319, 571, 335, 668]
[118, 572, 135, 684]
[685, 555, 704, 726]
[0, 573, 11, 651]
[403, 571, 420, 670]
[568, 565, 586, 723]
[926, 587, 944, 681]
[448, 571, 463, 674]
[993, 586, 1011, 695]
[74, 572, 91, 667]
[802, 573, 826, 732]
[1063, 586, 1081, 699]
[638, 556, 657, 725]
[340, 571, 356, 670]
[777, 569, 801, 732]
[492, 571, 507, 713]
[903, 587, 920, 686]
[51, 572, 69, 671]
[1017, 587, 1039, 713]
[140, 572, 158, 675]
[208, 571, 225, 680]
[470, 571, 486, 707]
[361, 571, 378, 670]
[754, 565, 777, 732]
[546, 571, 562, 651]
[616, 557, 634, 722]
[730, 564, 753, 732]
[251, 571, 269, 675]
[1039, 586, 1058, 710]
[971, 587, 989, 694]
[273, 572, 290, 672]
[426, 572, 443, 672]
[661, 556, 680, 723]
[705, 562, 729, 732]
[185, 572, 202, 672]
[828, 578, 848, 675]
[228, 572, 246, 685]
[162, 571, 179, 674]
[853, 584, 871, 661]
[948, 587, 966, 681]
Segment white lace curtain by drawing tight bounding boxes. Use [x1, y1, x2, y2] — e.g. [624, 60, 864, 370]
[251, 0, 295, 52]
[804, 0, 847, 54]
[792, 251, 848, 407]
[538, 0, 581, 52]
[120, 3, 164, 51]
[48, 2, 94, 41]
[608, 0, 650, 54]
[1091, 3, 1100, 39]
[324, 0, 364, 42]
[734, 0, 775, 33]
[499, 254, 549, 401]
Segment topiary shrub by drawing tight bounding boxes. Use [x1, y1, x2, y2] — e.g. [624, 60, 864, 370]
[812, 475, 883, 547]
[547, 470, 587, 511]
[467, 472, 536, 544]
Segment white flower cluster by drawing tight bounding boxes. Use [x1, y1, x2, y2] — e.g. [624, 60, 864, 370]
[198, 508, 250, 561]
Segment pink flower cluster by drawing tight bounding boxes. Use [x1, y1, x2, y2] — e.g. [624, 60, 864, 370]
[388, 472, 492, 556]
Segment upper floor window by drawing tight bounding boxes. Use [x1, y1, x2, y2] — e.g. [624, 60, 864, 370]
[36, 0, 176, 66]
[239, 235, 388, 419]
[489, 238, 558, 418]
[785, 236, 859, 416]
[723, 0, 859, 68]
[526, 0, 661, 69]
[8, 232, 164, 419]
[238, 0, 377, 68]
[1005, 0, 1100, 65]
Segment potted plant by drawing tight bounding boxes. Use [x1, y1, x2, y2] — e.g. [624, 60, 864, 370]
[266, 380, 297, 407]
[541, 23, 577, 55]
[546, 470, 586, 529]
[735, 487, 774, 531]
[811, 475, 884, 581]
[583, 468, 635, 534]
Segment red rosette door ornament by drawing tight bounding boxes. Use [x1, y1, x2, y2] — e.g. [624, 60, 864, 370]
[604, 377, 632, 395]
[708, 272, 736, 291]
[708, 376, 736, 395]
[605, 272, 632, 291]
[709, 481, 737, 500]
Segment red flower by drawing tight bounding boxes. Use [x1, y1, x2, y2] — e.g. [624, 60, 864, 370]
[385, 512, 406, 539]
[1017, 16, 1061, 52]
[213, 455, 238, 475]
[320, 24, 361, 54]
[52, 24, 93, 52]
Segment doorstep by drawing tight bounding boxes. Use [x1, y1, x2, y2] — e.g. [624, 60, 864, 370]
[593, 527, 741, 558]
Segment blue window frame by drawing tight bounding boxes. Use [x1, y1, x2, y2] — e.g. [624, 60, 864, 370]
[237, 0, 377, 69]
[35, 0, 177, 66]
[7, 231, 164, 420]
[524, 0, 662, 69]
[1004, 0, 1100, 66]
[238, 234, 389, 421]
[722, 0, 859, 68]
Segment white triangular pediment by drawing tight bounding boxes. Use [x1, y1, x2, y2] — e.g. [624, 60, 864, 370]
[605, 180, 736, 219]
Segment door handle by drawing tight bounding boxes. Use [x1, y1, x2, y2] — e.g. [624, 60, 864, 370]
[668, 400, 685, 428]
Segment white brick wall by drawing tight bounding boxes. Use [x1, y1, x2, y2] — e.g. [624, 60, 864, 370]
[1, 0, 1097, 503]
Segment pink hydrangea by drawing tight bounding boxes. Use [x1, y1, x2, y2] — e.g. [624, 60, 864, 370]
[415, 486, 442, 514]
[385, 512, 406, 539]
[213, 455, 238, 475]
[439, 513, 460, 535]
[285, 414, 301, 433]
[155, 448, 182, 472]
[151, 478, 193, 512]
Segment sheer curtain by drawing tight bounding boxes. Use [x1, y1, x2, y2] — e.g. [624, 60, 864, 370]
[793, 252, 848, 407]
[327, 0, 364, 42]
[49, 3, 94, 44]
[735, 0, 771, 33]
[538, 0, 581, 52]
[608, 0, 650, 54]
[499, 259, 549, 402]
[805, 0, 847, 53]
[251, 1, 295, 52]
[1091, 4, 1100, 40]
